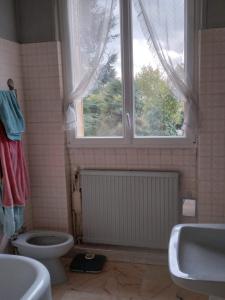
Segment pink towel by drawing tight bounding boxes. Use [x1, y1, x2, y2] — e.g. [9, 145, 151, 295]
[0, 123, 29, 207]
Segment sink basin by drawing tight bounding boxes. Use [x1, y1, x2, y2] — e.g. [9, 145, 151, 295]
[0, 254, 52, 300]
[169, 224, 225, 298]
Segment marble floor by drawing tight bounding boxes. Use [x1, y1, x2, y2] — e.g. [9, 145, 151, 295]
[52, 260, 207, 300]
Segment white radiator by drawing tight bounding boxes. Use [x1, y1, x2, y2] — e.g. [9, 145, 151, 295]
[80, 170, 179, 249]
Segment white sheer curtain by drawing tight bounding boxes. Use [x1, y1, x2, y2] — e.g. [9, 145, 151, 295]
[58, 0, 116, 130]
[133, 0, 200, 137]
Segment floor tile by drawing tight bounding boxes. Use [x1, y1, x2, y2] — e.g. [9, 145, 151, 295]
[52, 260, 208, 300]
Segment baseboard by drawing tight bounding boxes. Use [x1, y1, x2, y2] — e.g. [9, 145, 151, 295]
[68, 243, 168, 266]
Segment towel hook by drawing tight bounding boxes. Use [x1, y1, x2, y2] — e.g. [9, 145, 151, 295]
[7, 78, 15, 91]
[7, 78, 17, 97]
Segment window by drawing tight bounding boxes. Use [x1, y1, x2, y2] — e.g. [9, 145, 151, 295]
[76, 0, 123, 138]
[132, 2, 185, 137]
[66, 0, 197, 147]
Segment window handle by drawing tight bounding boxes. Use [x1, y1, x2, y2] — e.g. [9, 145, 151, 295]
[126, 112, 132, 129]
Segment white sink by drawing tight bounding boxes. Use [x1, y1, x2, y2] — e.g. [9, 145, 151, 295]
[169, 224, 225, 299]
[0, 254, 52, 300]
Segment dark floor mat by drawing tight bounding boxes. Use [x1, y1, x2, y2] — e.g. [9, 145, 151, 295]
[70, 253, 106, 273]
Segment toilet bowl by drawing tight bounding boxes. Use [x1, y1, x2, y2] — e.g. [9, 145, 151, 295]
[12, 230, 74, 285]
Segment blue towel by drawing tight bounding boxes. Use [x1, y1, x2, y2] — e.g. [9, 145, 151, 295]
[0, 182, 24, 237]
[0, 91, 25, 141]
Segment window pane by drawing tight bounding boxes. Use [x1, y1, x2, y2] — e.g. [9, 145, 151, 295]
[76, 0, 123, 138]
[132, 1, 185, 137]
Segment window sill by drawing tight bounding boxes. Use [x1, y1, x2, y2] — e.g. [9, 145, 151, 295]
[67, 134, 197, 149]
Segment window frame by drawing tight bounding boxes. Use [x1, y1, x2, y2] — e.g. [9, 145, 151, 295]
[68, 0, 199, 149]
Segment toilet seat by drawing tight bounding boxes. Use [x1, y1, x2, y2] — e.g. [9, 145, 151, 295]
[12, 230, 74, 259]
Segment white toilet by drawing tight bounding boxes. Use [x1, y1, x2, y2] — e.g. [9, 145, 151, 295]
[12, 230, 74, 285]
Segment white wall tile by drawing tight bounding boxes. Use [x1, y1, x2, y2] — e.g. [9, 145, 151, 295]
[198, 28, 225, 222]
[22, 42, 70, 231]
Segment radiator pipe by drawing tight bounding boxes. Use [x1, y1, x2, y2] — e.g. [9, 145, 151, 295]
[71, 168, 83, 244]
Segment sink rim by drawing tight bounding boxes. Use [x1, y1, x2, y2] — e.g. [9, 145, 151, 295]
[169, 223, 225, 283]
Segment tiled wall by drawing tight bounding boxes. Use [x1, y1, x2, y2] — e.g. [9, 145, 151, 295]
[21, 42, 70, 231]
[0, 37, 33, 231]
[19, 43, 198, 231]
[198, 28, 225, 222]
[1, 27, 224, 235]
[18, 39, 200, 230]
